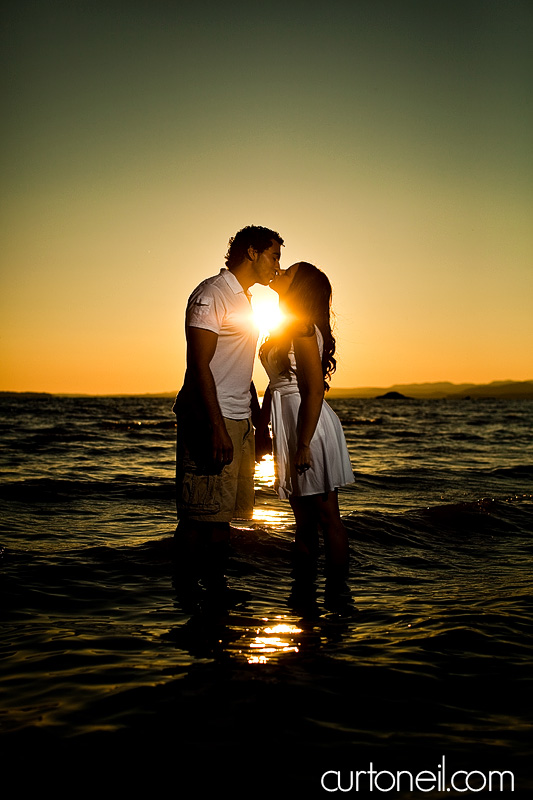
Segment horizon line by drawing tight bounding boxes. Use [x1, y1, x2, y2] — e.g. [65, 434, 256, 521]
[2, 378, 532, 398]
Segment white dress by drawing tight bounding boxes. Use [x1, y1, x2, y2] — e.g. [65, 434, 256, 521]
[261, 326, 354, 499]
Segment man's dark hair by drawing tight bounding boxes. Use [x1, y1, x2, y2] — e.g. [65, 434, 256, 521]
[225, 225, 284, 269]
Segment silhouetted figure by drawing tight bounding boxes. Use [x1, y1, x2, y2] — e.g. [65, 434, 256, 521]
[173, 225, 284, 559]
[258, 262, 354, 581]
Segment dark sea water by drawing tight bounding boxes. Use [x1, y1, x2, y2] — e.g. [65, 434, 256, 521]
[1, 394, 532, 797]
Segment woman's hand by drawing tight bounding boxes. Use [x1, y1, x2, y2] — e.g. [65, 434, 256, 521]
[295, 444, 312, 475]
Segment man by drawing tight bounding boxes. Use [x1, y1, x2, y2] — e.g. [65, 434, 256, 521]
[174, 225, 283, 555]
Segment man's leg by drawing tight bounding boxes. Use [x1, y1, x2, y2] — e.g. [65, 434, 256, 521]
[232, 418, 255, 522]
[175, 418, 252, 550]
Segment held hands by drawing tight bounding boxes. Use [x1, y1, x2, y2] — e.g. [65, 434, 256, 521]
[295, 443, 312, 475]
[254, 426, 272, 463]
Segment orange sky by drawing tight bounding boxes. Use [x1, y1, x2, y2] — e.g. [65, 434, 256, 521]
[1, 1, 532, 394]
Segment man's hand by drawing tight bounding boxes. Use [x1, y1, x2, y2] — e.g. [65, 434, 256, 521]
[211, 422, 233, 466]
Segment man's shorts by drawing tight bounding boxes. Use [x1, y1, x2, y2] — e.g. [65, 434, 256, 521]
[176, 416, 255, 523]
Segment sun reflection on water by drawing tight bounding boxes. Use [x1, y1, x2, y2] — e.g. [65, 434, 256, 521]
[252, 455, 294, 525]
[252, 507, 289, 525]
[245, 620, 303, 664]
[254, 454, 275, 486]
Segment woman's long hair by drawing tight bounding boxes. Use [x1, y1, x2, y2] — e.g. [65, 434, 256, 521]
[260, 262, 336, 390]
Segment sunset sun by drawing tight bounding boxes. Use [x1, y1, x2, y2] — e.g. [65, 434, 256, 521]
[252, 295, 283, 337]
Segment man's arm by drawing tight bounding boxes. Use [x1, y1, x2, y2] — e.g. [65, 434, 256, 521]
[185, 326, 233, 465]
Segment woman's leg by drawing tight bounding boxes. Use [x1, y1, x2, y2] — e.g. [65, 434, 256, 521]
[312, 489, 349, 576]
[289, 495, 320, 559]
[290, 490, 349, 576]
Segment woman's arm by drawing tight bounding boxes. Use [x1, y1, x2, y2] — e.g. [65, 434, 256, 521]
[293, 332, 324, 474]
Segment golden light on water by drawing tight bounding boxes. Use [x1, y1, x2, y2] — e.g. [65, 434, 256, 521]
[254, 454, 275, 485]
[252, 456, 294, 524]
[246, 621, 303, 664]
[252, 507, 291, 525]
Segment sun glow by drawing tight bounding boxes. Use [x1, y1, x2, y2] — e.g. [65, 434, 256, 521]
[252, 295, 283, 337]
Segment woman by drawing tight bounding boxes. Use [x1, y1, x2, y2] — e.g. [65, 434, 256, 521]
[258, 262, 354, 577]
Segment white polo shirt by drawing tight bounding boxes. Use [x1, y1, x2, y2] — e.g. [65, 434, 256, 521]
[186, 268, 258, 419]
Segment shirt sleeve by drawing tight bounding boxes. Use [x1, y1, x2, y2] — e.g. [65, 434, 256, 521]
[186, 284, 225, 335]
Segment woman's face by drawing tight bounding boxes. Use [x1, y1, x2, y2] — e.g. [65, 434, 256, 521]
[269, 262, 299, 296]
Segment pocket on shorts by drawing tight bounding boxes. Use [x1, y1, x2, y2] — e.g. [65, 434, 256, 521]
[178, 472, 221, 515]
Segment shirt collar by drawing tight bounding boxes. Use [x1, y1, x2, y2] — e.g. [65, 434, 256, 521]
[220, 268, 252, 298]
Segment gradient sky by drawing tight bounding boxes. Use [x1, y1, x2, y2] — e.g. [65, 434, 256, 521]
[1, 0, 532, 394]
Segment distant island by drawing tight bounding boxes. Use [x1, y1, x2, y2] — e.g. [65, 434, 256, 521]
[2, 380, 532, 400]
[327, 380, 533, 400]
[375, 391, 412, 400]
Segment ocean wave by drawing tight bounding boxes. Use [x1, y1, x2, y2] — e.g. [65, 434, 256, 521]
[98, 420, 176, 431]
[344, 497, 533, 542]
[0, 476, 174, 503]
[338, 416, 383, 426]
[485, 464, 533, 478]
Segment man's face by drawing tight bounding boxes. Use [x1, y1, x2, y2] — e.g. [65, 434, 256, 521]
[251, 240, 281, 286]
